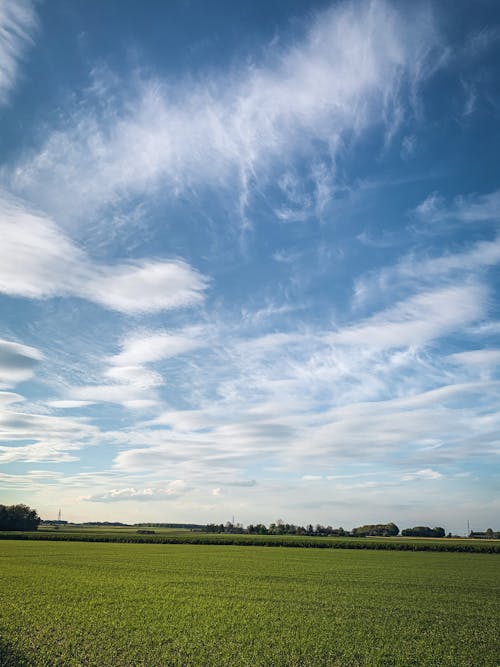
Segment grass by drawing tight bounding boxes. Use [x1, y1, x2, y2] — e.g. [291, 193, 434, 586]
[0, 541, 499, 666]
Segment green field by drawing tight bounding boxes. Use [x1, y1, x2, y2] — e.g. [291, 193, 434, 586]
[0, 541, 498, 666]
[2, 524, 499, 553]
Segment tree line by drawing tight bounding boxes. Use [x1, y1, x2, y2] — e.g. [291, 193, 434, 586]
[202, 521, 455, 538]
[203, 520, 402, 537]
[0, 504, 40, 531]
[401, 526, 445, 538]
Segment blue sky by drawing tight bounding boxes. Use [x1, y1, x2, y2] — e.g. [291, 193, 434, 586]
[0, 0, 499, 532]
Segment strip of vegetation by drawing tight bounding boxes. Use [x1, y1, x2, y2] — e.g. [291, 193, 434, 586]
[1, 530, 499, 552]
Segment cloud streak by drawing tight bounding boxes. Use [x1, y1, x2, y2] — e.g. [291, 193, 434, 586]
[0, 338, 43, 388]
[414, 189, 500, 225]
[82, 480, 188, 503]
[0, 193, 207, 313]
[335, 284, 486, 349]
[0, 0, 38, 105]
[58, 328, 205, 408]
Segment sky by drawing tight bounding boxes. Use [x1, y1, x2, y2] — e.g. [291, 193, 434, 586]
[0, 0, 499, 533]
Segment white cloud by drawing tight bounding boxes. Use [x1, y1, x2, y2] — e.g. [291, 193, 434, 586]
[83, 261, 207, 314]
[409, 237, 500, 276]
[0, 192, 83, 299]
[47, 400, 94, 409]
[105, 376, 500, 488]
[104, 365, 163, 388]
[0, 338, 43, 387]
[335, 284, 486, 349]
[469, 321, 500, 336]
[0, 443, 79, 463]
[5, 1, 441, 223]
[0, 0, 38, 105]
[109, 329, 204, 366]
[58, 328, 207, 409]
[449, 349, 500, 368]
[82, 480, 187, 502]
[402, 469, 443, 481]
[69, 383, 158, 408]
[414, 189, 500, 224]
[0, 364, 100, 461]
[0, 407, 97, 444]
[0, 193, 207, 313]
[353, 232, 500, 312]
[0, 335, 106, 463]
[0, 391, 24, 406]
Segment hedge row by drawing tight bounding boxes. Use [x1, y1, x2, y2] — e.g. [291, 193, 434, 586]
[0, 531, 499, 553]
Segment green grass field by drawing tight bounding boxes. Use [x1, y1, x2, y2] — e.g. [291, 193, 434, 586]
[0, 541, 498, 666]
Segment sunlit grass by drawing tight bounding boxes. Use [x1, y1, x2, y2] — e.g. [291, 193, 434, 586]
[0, 541, 499, 665]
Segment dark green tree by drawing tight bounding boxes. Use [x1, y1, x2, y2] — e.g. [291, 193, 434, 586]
[0, 504, 40, 531]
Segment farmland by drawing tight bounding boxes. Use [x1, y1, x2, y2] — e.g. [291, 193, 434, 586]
[1, 524, 499, 553]
[0, 541, 499, 666]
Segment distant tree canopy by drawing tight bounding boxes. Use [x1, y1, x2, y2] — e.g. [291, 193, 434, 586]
[203, 521, 346, 536]
[0, 504, 40, 531]
[401, 526, 445, 538]
[352, 523, 399, 537]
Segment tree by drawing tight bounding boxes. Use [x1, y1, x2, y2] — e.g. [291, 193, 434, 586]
[384, 522, 399, 537]
[352, 523, 400, 537]
[0, 504, 40, 531]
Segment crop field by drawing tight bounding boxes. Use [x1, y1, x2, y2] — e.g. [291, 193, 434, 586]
[2, 525, 499, 553]
[0, 541, 499, 666]
[37, 525, 193, 537]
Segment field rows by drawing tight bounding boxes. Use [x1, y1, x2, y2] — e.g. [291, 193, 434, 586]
[1, 527, 499, 553]
[0, 541, 499, 666]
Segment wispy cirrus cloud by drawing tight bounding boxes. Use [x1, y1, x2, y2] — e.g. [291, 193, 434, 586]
[414, 188, 500, 225]
[0, 192, 207, 313]
[0, 0, 38, 105]
[55, 328, 205, 409]
[336, 283, 486, 350]
[0, 443, 80, 464]
[353, 189, 500, 309]
[0, 401, 99, 463]
[449, 349, 500, 369]
[108, 379, 500, 482]
[4, 1, 442, 225]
